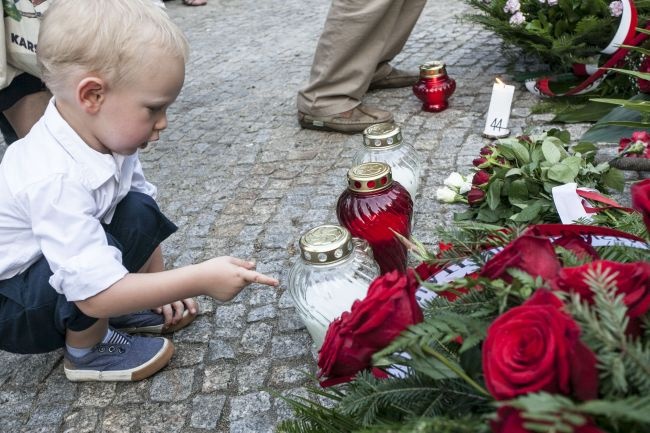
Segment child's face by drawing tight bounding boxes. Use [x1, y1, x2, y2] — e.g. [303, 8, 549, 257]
[94, 52, 185, 155]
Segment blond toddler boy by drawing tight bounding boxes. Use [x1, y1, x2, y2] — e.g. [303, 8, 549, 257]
[0, 0, 278, 381]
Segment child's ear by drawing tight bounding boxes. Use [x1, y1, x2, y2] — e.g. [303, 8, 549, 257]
[76, 77, 106, 114]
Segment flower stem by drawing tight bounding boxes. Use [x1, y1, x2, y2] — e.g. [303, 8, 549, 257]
[421, 345, 490, 397]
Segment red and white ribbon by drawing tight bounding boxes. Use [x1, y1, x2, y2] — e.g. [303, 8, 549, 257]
[525, 0, 642, 98]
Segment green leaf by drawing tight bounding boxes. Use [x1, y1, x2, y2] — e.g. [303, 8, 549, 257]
[486, 179, 503, 210]
[505, 168, 522, 177]
[511, 141, 531, 164]
[477, 207, 502, 223]
[572, 141, 597, 155]
[590, 98, 650, 114]
[541, 140, 561, 163]
[552, 101, 615, 123]
[602, 167, 625, 192]
[605, 67, 650, 82]
[562, 156, 583, 173]
[547, 163, 577, 183]
[582, 94, 650, 143]
[510, 201, 543, 222]
[508, 179, 529, 204]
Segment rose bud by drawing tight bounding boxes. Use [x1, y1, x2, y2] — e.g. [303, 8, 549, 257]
[472, 156, 488, 168]
[479, 145, 494, 156]
[467, 187, 486, 206]
[472, 170, 490, 186]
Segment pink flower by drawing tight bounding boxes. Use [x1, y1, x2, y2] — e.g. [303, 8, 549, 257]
[509, 11, 526, 26]
[609, 1, 623, 17]
[503, 0, 520, 14]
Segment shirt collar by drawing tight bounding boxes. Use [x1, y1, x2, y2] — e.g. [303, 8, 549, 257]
[42, 98, 125, 190]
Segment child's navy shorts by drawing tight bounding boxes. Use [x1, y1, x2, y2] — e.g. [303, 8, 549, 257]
[0, 192, 177, 354]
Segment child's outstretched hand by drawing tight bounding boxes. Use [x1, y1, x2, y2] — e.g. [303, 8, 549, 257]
[201, 256, 279, 301]
[154, 297, 198, 329]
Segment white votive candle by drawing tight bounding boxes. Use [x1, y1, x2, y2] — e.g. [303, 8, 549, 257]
[483, 78, 515, 138]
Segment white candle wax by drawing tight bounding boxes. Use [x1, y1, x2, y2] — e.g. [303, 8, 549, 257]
[483, 80, 515, 138]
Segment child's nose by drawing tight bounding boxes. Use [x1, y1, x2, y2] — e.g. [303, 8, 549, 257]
[154, 114, 168, 131]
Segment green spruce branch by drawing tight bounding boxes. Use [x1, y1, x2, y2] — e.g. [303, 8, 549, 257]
[566, 267, 650, 397]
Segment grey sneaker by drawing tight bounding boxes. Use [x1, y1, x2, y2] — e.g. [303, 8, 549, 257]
[298, 104, 393, 133]
[109, 308, 197, 334]
[63, 330, 174, 381]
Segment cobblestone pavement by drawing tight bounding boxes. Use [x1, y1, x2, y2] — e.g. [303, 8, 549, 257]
[0, 1, 605, 432]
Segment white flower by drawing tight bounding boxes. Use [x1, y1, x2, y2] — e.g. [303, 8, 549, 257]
[509, 11, 526, 26]
[537, 0, 546, 3]
[503, 0, 520, 14]
[459, 180, 473, 195]
[547, 0, 558, 5]
[436, 186, 459, 204]
[443, 172, 466, 190]
[609, 1, 623, 17]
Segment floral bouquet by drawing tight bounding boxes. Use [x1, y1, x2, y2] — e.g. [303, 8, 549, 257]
[277, 179, 650, 433]
[464, 0, 649, 69]
[436, 129, 624, 224]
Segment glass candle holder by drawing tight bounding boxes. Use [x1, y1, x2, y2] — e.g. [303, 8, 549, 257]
[353, 122, 422, 201]
[287, 224, 380, 349]
[337, 162, 413, 274]
[412, 61, 456, 112]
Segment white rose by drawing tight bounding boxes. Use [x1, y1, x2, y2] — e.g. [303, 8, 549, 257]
[459, 180, 473, 195]
[443, 172, 466, 190]
[436, 186, 459, 203]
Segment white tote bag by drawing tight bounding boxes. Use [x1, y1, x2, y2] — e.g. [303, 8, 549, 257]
[3, 0, 50, 80]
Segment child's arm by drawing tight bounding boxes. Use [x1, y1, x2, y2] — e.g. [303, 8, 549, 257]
[75, 256, 278, 319]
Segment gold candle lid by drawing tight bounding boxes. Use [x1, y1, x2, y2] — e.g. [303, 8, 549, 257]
[299, 224, 353, 264]
[347, 162, 393, 193]
[363, 123, 402, 148]
[419, 61, 447, 78]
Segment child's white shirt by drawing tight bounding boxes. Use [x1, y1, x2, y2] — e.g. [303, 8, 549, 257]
[0, 99, 157, 301]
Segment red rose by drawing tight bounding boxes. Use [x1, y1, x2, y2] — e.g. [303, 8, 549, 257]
[483, 290, 599, 401]
[552, 232, 599, 261]
[480, 145, 495, 156]
[631, 178, 650, 231]
[472, 170, 491, 186]
[473, 156, 489, 168]
[467, 187, 486, 206]
[551, 260, 650, 320]
[317, 269, 424, 387]
[480, 235, 561, 283]
[491, 407, 606, 433]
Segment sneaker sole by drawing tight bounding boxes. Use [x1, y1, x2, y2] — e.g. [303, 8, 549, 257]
[63, 339, 175, 382]
[115, 309, 197, 335]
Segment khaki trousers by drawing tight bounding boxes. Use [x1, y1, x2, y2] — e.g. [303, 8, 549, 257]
[297, 0, 427, 117]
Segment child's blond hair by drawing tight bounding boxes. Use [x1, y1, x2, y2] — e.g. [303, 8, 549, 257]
[37, 0, 189, 95]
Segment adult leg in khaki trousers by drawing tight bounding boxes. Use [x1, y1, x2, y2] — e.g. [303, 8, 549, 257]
[297, 0, 427, 133]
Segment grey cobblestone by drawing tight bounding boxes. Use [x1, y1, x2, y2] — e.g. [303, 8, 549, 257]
[190, 394, 227, 429]
[0, 0, 602, 431]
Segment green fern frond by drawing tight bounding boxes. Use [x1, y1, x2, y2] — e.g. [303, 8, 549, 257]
[338, 372, 489, 426]
[567, 266, 650, 397]
[276, 391, 361, 433]
[352, 415, 490, 433]
[509, 392, 650, 432]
